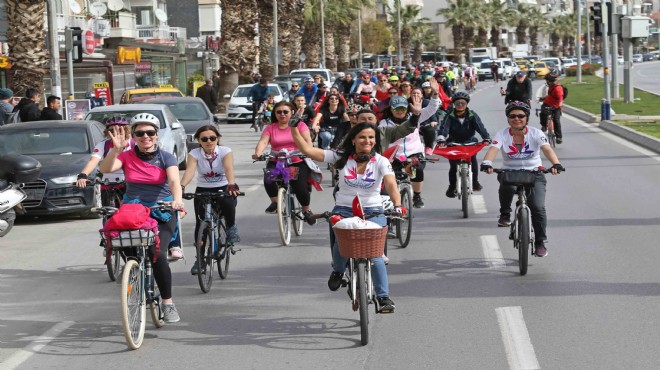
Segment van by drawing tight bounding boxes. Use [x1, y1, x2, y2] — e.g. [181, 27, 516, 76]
[477, 60, 505, 81]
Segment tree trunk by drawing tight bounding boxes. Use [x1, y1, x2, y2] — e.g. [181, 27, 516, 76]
[324, 28, 337, 70]
[463, 27, 475, 54]
[490, 27, 501, 50]
[218, 0, 258, 98]
[516, 25, 527, 45]
[7, 0, 48, 98]
[256, 0, 274, 78]
[529, 27, 539, 55]
[452, 25, 463, 57]
[277, 0, 304, 74]
[476, 28, 488, 48]
[302, 22, 321, 68]
[337, 23, 351, 72]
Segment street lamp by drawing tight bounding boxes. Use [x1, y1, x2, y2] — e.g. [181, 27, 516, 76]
[397, 0, 402, 67]
[320, 0, 326, 69]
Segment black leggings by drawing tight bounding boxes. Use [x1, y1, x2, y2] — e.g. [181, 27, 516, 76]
[264, 161, 311, 206]
[193, 185, 237, 240]
[153, 217, 176, 300]
[448, 156, 479, 186]
[420, 125, 437, 148]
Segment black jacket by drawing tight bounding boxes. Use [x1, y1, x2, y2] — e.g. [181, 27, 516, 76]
[40, 107, 63, 120]
[14, 98, 41, 122]
[195, 84, 218, 113]
[439, 108, 490, 144]
[505, 77, 533, 104]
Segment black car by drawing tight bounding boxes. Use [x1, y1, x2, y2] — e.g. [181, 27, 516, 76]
[0, 120, 105, 218]
[144, 97, 219, 150]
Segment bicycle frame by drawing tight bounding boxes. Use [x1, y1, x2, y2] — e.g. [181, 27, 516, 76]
[347, 257, 374, 310]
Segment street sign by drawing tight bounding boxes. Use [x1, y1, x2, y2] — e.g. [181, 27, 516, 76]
[84, 30, 95, 54]
[388, 46, 396, 52]
[299, 52, 306, 62]
[93, 82, 112, 105]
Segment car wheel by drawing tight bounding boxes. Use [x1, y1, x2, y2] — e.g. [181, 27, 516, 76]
[80, 183, 102, 219]
[176, 147, 187, 170]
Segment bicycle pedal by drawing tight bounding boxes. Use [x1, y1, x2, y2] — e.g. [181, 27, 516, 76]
[378, 308, 395, 314]
[231, 248, 240, 254]
[340, 279, 348, 287]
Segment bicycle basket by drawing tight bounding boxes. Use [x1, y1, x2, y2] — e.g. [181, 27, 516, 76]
[264, 166, 299, 183]
[500, 170, 537, 186]
[102, 229, 156, 248]
[334, 227, 387, 258]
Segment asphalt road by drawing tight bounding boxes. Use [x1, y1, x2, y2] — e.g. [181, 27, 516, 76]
[2, 81, 660, 369]
[611, 60, 660, 95]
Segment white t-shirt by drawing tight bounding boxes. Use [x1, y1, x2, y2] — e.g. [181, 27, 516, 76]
[189, 146, 232, 188]
[323, 151, 394, 208]
[490, 126, 548, 170]
[92, 139, 129, 182]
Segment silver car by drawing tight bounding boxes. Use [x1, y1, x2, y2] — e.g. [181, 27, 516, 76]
[84, 104, 188, 169]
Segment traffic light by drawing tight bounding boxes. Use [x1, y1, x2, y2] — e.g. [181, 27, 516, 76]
[591, 2, 603, 37]
[65, 27, 83, 63]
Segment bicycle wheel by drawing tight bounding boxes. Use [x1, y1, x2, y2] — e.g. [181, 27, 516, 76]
[196, 223, 214, 293]
[517, 207, 530, 276]
[397, 187, 413, 248]
[216, 220, 230, 280]
[277, 187, 292, 245]
[149, 283, 164, 328]
[548, 119, 556, 148]
[120, 259, 146, 350]
[107, 247, 122, 282]
[461, 167, 469, 219]
[357, 260, 369, 346]
[291, 195, 303, 236]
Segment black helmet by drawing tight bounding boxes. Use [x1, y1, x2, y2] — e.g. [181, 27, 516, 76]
[545, 70, 559, 82]
[505, 101, 531, 117]
[451, 90, 470, 103]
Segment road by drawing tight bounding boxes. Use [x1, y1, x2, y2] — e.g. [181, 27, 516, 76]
[611, 60, 660, 95]
[2, 81, 660, 369]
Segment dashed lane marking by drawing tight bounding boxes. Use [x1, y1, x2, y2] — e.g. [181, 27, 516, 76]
[2, 321, 75, 370]
[481, 235, 505, 269]
[496, 306, 541, 370]
[471, 194, 488, 214]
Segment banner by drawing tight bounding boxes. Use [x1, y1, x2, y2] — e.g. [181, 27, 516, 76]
[65, 99, 91, 120]
[94, 82, 112, 105]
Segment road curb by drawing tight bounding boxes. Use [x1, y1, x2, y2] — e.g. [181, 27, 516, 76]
[563, 105, 599, 123]
[599, 120, 660, 153]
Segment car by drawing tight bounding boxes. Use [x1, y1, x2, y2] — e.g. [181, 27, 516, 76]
[515, 60, 530, 71]
[541, 58, 563, 74]
[290, 68, 335, 83]
[272, 75, 311, 100]
[590, 55, 603, 64]
[119, 85, 184, 104]
[0, 120, 106, 218]
[477, 60, 506, 81]
[84, 104, 188, 169]
[223, 83, 284, 124]
[642, 53, 654, 62]
[497, 58, 517, 78]
[617, 56, 624, 65]
[530, 62, 551, 78]
[632, 54, 643, 63]
[143, 97, 220, 150]
[561, 58, 577, 69]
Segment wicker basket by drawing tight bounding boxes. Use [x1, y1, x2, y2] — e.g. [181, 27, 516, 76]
[101, 229, 156, 248]
[334, 227, 387, 258]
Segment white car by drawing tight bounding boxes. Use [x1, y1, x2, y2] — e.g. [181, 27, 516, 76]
[224, 83, 284, 124]
[561, 58, 577, 69]
[497, 58, 517, 78]
[540, 57, 564, 74]
[290, 68, 335, 83]
[632, 54, 643, 63]
[617, 56, 624, 65]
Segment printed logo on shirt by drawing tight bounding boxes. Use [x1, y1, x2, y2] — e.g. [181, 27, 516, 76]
[505, 142, 534, 159]
[202, 171, 225, 182]
[343, 166, 376, 189]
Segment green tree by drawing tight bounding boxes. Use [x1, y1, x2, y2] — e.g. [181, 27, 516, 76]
[354, 18, 392, 54]
[527, 8, 547, 55]
[437, 0, 471, 56]
[386, 2, 429, 65]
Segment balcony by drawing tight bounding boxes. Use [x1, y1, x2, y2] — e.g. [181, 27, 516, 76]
[56, 14, 87, 31]
[136, 25, 187, 42]
[108, 12, 138, 39]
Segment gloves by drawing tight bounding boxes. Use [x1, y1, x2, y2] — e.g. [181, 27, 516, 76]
[482, 139, 492, 145]
[409, 156, 420, 167]
[77, 173, 88, 180]
[551, 163, 565, 173]
[288, 113, 301, 127]
[480, 162, 493, 172]
[394, 206, 407, 216]
[227, 183, 240, 193]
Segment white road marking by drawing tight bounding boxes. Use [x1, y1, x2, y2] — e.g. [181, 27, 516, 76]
[246, 180, 263, 192]
[2, 321, 74, 370]
[481, 235, 505, 268]
[571, 119, 660, 163]
[496, 307, 541, 370]
[471, 195, 488, 214]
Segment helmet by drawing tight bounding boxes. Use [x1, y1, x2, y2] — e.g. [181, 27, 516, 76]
[451, 90, 470, 103]
[337, 72, 345, 78]
[505, 101, 531, 117]
[304, 77, 314, 83]
[104, 115, 130, 126]
[545, 70, 559, 82]
[389, 75, 399, 81]
[130, 113, 160, 131]
[442, 62, 450, 68]
[348, 103, 362, 114]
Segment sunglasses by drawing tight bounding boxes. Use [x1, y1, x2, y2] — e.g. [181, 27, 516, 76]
[454, 101, 467, 106]
[134, 130, 157, 137]
[393, 107, 407, 112]
[275, 110, 291, 115]
[199, 136, 218, 142]
[388, 91, 398, 95]
[348, 113, 357, 117]
[508, 114, 527, 119]
[381, 79, 388, 82]
[292, 85, 299, 87]
[328, 97, 339, 101]
[401, 84, 411, 87]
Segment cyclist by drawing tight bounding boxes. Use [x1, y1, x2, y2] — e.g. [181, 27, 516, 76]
[300, 77, 318, 104]
[252, 101, 317, 225]
[312, 93, 349, 149]
[289, 121, 404, 313]
[247, 78, 270, 124]
[292, 94, 317, 132]
[435, 72, 453, 98]
[330, 103, 362, 149]
[99, 113, 185, 323]
[180, 125, 241, 275]
[374, 75, 391, 102]
[480, 101, 565, 257]
[501, 71, 533, 105]
[437, 90, 491, 197]
[76, 116, 132, 205]
[490, 61, 500, 82]
[310, 82, 330, 107]
[538, 71, 564, 144]
[399, 80, 412, 99]
[389, 75, 400, 92]
[285, 82, 301, 102]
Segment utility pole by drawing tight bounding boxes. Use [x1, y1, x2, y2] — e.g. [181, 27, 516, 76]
[610, 1, 619, 99]
[397, 0, 402, 67]
[576, 0, 583, 82]
[320, 0, 326, 69]
[46, 0, 62, 109]
[273, 0, 279, 76]
[622, 1, 634, 102]
[358, 9, 363, 69]
[601, 0, 612, 120]
[586, 3, 592, 62]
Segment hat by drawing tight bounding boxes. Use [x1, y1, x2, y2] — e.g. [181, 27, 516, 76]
[389, 96, 408, 109]
[337, 72, 345, 78]
[421, 82, 431, 88]
[304, 77, 314, 83]
[0, 88, 13, 99]
[516, 71, 526, 77]
[389, 76, 399, 81]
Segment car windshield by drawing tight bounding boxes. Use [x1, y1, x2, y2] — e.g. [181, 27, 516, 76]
[273, 76, 307, 84]
[130, 92, 183, 101]
[0, 128, 90, 155]
[233, 87, 252, 98]
[161, 102, 210, 121]
[85, 110, 166, 129]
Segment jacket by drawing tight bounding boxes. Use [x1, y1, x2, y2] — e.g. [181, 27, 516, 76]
[14, 98, 40, 122]
[196, 84, 218, 113]
[40, 107, 63, 120]
[505, 77, 533, 103]
[438, 108, 490, 144]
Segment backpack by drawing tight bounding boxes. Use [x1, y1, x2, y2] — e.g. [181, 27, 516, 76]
[6, 111, 21, 124]
[560, 84, 568, 99]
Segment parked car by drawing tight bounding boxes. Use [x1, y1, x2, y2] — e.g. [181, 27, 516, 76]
[143, 97, 219, 150]
[632, 54, 643, 63]
[590, 55, 603, 64]
[497, 58, 517, 78]
[84, 104, 188, 169]
[223, 83, 284, 124]
[642, 53, 654, 62]
[561, 58, 577, 69]
[0, 120, 105, 218]
[529, 62, 551, 79]
[119, 85, 184, 104]
[541, 58, 564, 74]
[290, 68, 335, 83]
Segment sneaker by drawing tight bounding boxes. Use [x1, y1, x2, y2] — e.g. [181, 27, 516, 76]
[377, 296, 395, 313]
[498, 213, 511, 227]
[386, 228, 396, 239]
[535, 242, 548, 257]
[413, 194, 425, 208]
[265, 202, 278, 214]
[424, 147, 433, 155]
[446, 185, 457, 198]
[556, 137, 563, 144]
[328, 271, 343, 291]
[167, 247, 184, 261]
[303, 210, 317, 226]
[162, 303, 180, 323]
[382, 254, 390, 265]
[190, 260, 199, 275]
[227, 224, 241, 244]
[472, 181, 483, 192]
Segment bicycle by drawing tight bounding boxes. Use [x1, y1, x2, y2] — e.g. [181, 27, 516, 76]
[100, 202, 180, 349]
[250, 100, 267, 132]
[183, 190, 244, 293]
[536, 106, 557, 148]
[434, 142, 488, 218]
[255, 150, 307, 246]
[493, 168, 555, 276]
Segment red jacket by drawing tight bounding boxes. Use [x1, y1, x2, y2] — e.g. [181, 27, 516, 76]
[544, 84, 563, 108]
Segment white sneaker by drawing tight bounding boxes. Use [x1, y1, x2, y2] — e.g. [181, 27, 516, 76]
[382, 254, 390, 265]
[167, 247, 184, 261]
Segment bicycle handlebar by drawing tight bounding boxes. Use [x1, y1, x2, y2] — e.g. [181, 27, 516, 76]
[182, 191, 246, 200]
[252, 151, 306, 163]
[76, 178, 125, 186]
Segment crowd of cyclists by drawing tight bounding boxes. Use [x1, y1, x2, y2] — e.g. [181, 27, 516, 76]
[77, 60, 566, 324]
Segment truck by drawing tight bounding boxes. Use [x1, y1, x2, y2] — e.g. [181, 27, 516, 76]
[468, 47, 497, 64]
[512, 44, 530, 59]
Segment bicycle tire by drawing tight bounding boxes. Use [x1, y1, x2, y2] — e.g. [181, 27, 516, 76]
[120, 259, 145, 350]
[548, 118, 556, 148]
[357, 260, 369, 346]
[518, 207, 530, 276]
[196, 223, 214, 293]
[461, 167, 469, 219]
[149, 283, 164, 328]
[398, 187, 413, 248]
[107, 248, 122, 282]
[277, 187, 291, 245]
[216, 220, 230, 279]
[292, 195, 303, 236]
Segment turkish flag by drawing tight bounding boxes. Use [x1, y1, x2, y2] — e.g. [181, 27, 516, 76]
[352, 195, 365, 219]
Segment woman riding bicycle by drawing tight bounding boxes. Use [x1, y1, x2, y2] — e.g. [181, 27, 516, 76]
[252, 101, 317, 225]
[311, 93, 349, 149]
[480, 101, 565, 258]
[99, 113, 185, 322]
[290, 122, 402, 313]
[180, 125, 241, 275]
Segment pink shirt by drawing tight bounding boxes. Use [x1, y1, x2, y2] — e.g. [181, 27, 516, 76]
[262, 122, 310, 163]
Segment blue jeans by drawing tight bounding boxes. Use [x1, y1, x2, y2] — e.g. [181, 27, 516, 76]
[331, 205, 389, 298]
[318, 130, 333, 149]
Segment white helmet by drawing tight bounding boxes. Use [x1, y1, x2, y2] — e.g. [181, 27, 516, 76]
[130, 113, 160, 131]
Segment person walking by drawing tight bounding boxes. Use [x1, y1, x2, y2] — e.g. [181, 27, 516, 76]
[196, 78, 218, 114]
[40, 95, 63, 120]
[0, 88, 13, 124]
[13, 87, 41, 122]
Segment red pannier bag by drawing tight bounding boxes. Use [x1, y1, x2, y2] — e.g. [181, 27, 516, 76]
[103, 203, 151, 231]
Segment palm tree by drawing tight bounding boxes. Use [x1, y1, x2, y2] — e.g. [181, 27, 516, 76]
[514, 4, 534, 45]
[558, 14, 577, 56]
[256, 0, 275, 78]
[218, 0, 258, 97]
[488, 1, 518, 51]
[6, 0, 49, 97]
[387, 2, 429, 65]
[278, 0, 306, 74]
[545, 17, 563, 56]
[302, 0, 323, 68]
[473, 4, 490, 48]
[335, 0, 375, 71]
[527, 8, 547, 55]
[410, 20, 435, 63]
[437, 0, 470, 56]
